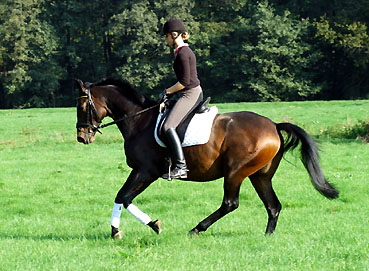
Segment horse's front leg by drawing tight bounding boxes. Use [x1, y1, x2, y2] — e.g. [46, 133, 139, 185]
[110, 169, 161, 239]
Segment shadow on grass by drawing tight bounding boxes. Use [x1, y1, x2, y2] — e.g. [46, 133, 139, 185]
[0, 230, 164, 245]
[0, 232, 112, 242]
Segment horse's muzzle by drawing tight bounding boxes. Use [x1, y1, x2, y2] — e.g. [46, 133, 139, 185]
[77, 131, 95, 144]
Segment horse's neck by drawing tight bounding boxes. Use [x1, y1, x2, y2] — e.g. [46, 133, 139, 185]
[107, 90, 156, 140]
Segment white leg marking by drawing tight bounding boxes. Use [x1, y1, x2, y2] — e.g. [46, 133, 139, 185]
[110, 203, 123, 228]
[126, 204, 152, 225]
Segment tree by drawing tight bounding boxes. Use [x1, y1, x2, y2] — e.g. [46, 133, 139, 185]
[0, 0, 62, 108]
[110, 0, 198, 97]
[212, 1, 322, 101]
[314, 17, 369, 99]
[1, 0, 369, 107]
[190, 0, 254, 101]
[269, 0, 369, 99]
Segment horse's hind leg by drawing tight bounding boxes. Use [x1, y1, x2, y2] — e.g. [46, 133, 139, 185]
[189, 175, 243, 235]
[250, 172, 281, 234]
[249, 154, 283, 234]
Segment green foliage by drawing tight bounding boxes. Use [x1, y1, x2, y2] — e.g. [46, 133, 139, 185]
[0, 0, 62, 108]
[314, 17, 369, 99]
[1, 0, 369, 107]
[110, 0, 199, 95]
[235, 1, 322, 101]
[321, 119, 369, 142]
[110, 2, 166, 90]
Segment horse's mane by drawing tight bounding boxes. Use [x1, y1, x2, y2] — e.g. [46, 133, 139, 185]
[93, 78, 155, 106]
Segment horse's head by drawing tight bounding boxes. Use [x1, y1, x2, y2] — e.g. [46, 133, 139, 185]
[75, 79, 107, 144]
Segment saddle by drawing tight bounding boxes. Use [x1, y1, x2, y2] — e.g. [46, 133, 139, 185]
[156, 97, 212, 145]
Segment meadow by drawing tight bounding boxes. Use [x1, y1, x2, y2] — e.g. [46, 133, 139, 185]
[0, 100, 369, 271]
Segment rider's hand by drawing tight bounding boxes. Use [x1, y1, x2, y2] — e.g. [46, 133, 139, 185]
[158, 89, 168, 103]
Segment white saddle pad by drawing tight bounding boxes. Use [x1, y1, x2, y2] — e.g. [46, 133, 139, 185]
[154, 106, 218, 148]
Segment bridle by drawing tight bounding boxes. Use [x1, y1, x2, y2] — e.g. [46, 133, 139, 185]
[76, 87, 161, 135]
[76, 87, 102, 135]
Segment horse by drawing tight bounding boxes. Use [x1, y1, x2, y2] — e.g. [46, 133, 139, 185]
[75, 78, 339, 239]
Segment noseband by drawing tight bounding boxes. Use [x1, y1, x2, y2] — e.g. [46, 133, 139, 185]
[76, 87, 102, 135]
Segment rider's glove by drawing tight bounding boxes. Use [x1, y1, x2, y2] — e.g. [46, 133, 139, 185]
[158, 89, 168, 103]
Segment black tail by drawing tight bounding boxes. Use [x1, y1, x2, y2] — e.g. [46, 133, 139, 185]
[277, 123, 339, 199]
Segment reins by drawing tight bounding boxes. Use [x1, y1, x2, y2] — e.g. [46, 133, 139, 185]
[98, 103, 160, 130]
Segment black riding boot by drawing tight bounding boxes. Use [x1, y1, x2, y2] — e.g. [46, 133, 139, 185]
[162, 128, 188, 180]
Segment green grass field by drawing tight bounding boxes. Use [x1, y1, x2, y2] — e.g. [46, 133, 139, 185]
[1, 100, 369, 270]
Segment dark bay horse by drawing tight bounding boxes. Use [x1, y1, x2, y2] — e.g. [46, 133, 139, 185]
[75, 78, 339, 238]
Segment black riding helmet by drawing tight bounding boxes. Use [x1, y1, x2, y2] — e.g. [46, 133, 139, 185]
[163, 18, 186, 35]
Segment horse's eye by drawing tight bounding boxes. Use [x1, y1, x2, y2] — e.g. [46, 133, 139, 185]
[76, 102, 84, 110]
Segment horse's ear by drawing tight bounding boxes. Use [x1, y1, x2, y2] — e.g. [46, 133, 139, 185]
[75, 78, 88, 95]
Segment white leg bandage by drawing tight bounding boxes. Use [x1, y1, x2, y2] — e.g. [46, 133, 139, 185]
[110, 203, 123, 228]
[126, 204, 152, 225]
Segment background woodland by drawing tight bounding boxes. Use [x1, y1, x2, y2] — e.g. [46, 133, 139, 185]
[0, 0, 368, 108]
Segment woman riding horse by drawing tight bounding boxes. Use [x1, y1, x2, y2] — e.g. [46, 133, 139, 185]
[76, 77, 339, 239]
[160, 18, 203, 180]
[75, 21, 338, 239]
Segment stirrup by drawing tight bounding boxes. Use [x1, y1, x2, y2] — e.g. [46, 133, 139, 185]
[162, 167, 188, 180]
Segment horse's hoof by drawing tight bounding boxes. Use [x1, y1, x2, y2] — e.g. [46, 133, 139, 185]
[188, 228, 199, 236]
[111, 226, 123, 239]
[148, 219, 162, 234]
[112, 230, 123, 239]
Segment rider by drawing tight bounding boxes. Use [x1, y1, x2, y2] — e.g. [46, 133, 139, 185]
[160, 18, 203, 179]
